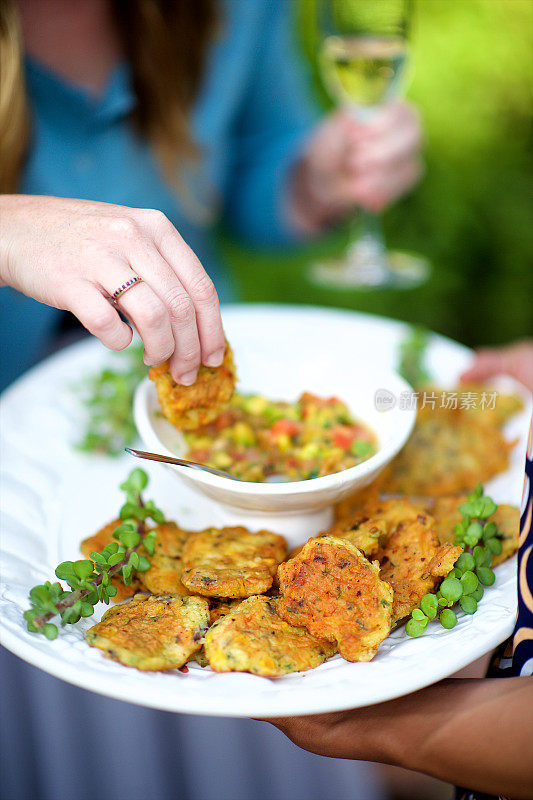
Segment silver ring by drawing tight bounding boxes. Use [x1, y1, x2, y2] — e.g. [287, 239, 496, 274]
[111, 276, 143, 303]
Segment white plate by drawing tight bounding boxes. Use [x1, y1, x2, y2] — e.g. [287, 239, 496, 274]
[0, 304, 530, 717]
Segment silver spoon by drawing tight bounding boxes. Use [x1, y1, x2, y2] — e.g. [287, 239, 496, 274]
[125, 447, 244, 481]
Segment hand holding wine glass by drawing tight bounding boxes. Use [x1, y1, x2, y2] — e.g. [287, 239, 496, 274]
[291, 101, 422, 232]
[304, 0, 429, 289]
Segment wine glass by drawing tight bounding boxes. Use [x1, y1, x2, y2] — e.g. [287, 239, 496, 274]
[309, 0, 429, 289]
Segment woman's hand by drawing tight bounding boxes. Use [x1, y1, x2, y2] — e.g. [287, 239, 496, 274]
[0, 195, 225, 384]
[262, 677, 533, 800]
[461, 340, 533, 393]
[290, 101, 423, 233]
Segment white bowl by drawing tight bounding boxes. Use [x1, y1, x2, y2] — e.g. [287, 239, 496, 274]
[134, 362, 415, 548]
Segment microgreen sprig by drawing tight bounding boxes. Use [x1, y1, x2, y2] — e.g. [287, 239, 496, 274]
[75, 343, 145, 456]
[398, 325, 431, 389]
[24, 469, 163, 640]
[406, 483, 501, 637]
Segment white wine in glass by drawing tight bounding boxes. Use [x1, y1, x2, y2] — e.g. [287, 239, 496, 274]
[320, 35, 406, 109]
[310, 0, 430, 290]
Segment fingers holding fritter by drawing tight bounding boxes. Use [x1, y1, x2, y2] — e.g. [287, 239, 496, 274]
[205, 595, 336, 676]
[149, 341, 236, 430]
[376, 513, 462, 622]
[277, 536, 393, 662]
[181, 527, 287, 598]
[86, 594, 210, 671]
[80, 519, 143, 602]
[138, 522, 192, 596]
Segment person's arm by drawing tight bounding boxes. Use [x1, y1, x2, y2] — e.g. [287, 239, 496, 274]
[0, 194, 225, 384]
[266, 676, 533, 799]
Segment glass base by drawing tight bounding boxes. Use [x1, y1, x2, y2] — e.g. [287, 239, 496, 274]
[309, 250, 430, 290]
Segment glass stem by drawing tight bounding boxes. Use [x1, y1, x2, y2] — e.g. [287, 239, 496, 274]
[344, 209, 389, 284]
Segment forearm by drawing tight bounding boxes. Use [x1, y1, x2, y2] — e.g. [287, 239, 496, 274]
[268, 677, 533, 799]
[383, 677, 533, 797]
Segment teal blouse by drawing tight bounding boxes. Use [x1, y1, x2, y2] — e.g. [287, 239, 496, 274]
[1, 0, 318, 389]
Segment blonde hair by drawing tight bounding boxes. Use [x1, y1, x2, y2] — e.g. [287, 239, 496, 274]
[0, 0, 30, 193]
[0, 0, 216, 194]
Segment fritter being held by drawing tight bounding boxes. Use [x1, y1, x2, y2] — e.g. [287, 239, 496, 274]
[432, 493, 519, 566]
[149, 341, 236, 430]
[205, 595, 336, 677]
[277, 536, 393, 662]
[138, 521, 192, 596]
[86, 594, 210, 671]
[181, 526, 287, 598]
[80, 519, 143, 601]
[376, 513, 463, 622]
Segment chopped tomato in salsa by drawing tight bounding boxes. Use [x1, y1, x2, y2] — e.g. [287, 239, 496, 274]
[184, 392, 377, 483]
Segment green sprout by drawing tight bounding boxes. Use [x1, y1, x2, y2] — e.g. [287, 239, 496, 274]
[24, 469, 163, 640]
[406, 483, 500, 638]
[398, 325, 431, 389]
[75, 342, 146, 456]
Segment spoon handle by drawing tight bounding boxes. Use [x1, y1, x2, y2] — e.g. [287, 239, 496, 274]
[125, 448, 243, 481]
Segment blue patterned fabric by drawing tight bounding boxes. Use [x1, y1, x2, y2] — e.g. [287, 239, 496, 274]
[455, 419, 533, 800]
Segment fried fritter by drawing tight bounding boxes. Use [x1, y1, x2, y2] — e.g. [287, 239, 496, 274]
[86, 594, 210, 671]
[330, 497, 429, 554]
[189, 648, 209, 668]
[491, 505, 521, 567]
[148, 341, 236, 430]
[429, 544, 464, 577]
[376, 513, 463, 622]
[386, 407, 511, 496]
[289, 497, 429, 561]
[80, 519, 142, 601]
[277, 536, 393, 662]
[334, 474, 387, 520]
[289, 514, 388, 561]
[325, 513, 389, 557]
[138, 522, 192, 596]
[181, 527, 287, 598]
[205, 595, 336, 676]
[432, 493, 519, 566]
[450, 383, 523, 428]
[208, 597, 242, 623]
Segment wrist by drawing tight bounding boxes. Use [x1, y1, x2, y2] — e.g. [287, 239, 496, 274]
[0, 194, 17, 286]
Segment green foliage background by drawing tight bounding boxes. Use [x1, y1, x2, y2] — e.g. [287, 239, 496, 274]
[220, 0, 532, 347]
